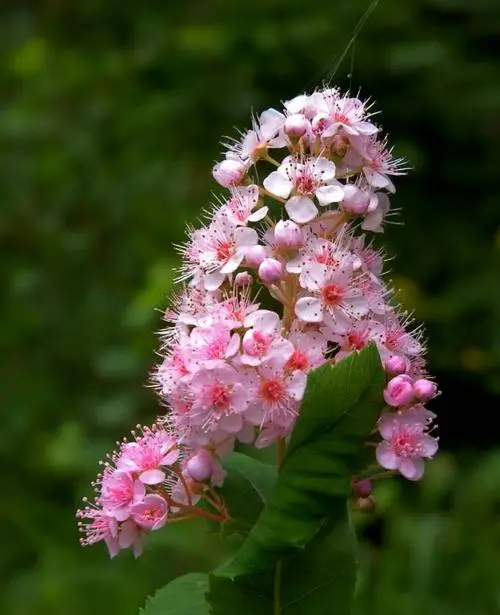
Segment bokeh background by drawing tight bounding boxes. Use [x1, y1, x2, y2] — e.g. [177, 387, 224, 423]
[2, 0, 500, 613]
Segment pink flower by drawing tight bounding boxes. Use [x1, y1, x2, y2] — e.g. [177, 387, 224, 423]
[232, 108, 287, 162]
[285, 330, 327, 373]
[189, 365, 251, 434]
[240, 310, 293, 367]
[217, 185, 268, 226]
[376, 410, 438, 480]
[131, 494, 169, 531]
[189, 323, 240, 367]
[117, 428, 179, 485]
[99, 470, 146, 521]
[243, 358, 307, 429]
[263, 156, 344, 223]
[183, 218, 258, 290]
[295, 259, 368, 325]
[77, 505, 120, 557]
[313, 92, 378, 138]
[326, 315, 384, 361]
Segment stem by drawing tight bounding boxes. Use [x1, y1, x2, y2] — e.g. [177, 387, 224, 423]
[265, 154, 281, 167]
[259, 186, 286, 204]
[274, 561, 282, 615]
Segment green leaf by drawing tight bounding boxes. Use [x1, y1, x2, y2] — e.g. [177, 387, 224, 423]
[219, 344, 384, 577]
[218, 453, 278, 535]
[140, 573, 210, 615]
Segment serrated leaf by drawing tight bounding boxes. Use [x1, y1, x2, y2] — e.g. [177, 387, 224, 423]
[140, 573, 210, 615]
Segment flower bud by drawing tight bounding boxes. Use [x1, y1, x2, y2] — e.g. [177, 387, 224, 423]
[186, 449, 214, 482]
[234, 271, 253, 287]
[212, 159, 246, 188]
[284, 113, 309, 138]
[274, 220, 303, 250]
[383, 375, 415, 407]
[413, 378, 437, 402]
[353, 478, 372, 498]
[258, 258, 284, 284]
[342, 185, 371, 215]
[384, 356, 408, 377]
[245, 245, 267, 268]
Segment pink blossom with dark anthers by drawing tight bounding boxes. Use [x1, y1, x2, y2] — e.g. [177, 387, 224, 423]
[295, 258, 368, 325]
[263, 156, 344, 223]
[312, 90, 379, 139]
[216, 184, 268, 226]
[243, 357, 307, 432]
[187, 364, 252, 436]
[376, 409, 438, 480]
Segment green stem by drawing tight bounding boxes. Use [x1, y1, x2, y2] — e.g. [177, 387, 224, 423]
[274, 437, 286, 614]
[274, 560, 282, 615]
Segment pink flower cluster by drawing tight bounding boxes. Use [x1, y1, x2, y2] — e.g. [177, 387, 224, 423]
[78, 86, 439, 556]
[77, 423, 227, 557]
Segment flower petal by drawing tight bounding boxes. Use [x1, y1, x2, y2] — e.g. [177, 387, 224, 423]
[376, 440, 400, 470]
[139, 469, 166, 485]
[295, 296, 323, 323]
[315, 182, 344, 206]
[286, 196, 318, 224]
[263, 171, 292, 198]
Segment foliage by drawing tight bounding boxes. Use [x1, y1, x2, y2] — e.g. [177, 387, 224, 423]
[1, 0, 499, 614]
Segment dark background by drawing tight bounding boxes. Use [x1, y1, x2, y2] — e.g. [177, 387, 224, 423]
[1, 1, 500, 614]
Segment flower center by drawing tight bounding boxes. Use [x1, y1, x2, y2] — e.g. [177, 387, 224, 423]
[322, 283, 343, 306]
[333, 112, 350, 124]
[295, 170, 316, 194]
[347, 331, 367, 350]
[260, 379, 284, 402]
[247, 331, 271, 356]
[287, 350, 309, 371]
[216, 240, 234, 261]
[211, 385, 231, 410]
[392, 433, 418, 458]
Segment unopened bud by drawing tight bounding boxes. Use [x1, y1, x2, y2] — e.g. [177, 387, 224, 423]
[212, 159, 246, 188]
[384, 375, 415, 407]
[258, 258, 284, 284]
[353, 478, 373, 498]
[284, 113, 309, 138]
[186, 449, 214, 482]
[413, 378, 437, 402]
[245, 245, 267, 268]
[384, 356, 408, 377]
[234, 271, 253, 287]
[274, 220, 303, 250]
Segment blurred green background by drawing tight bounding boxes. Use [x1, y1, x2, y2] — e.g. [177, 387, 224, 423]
[2, 0, 500, 613]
